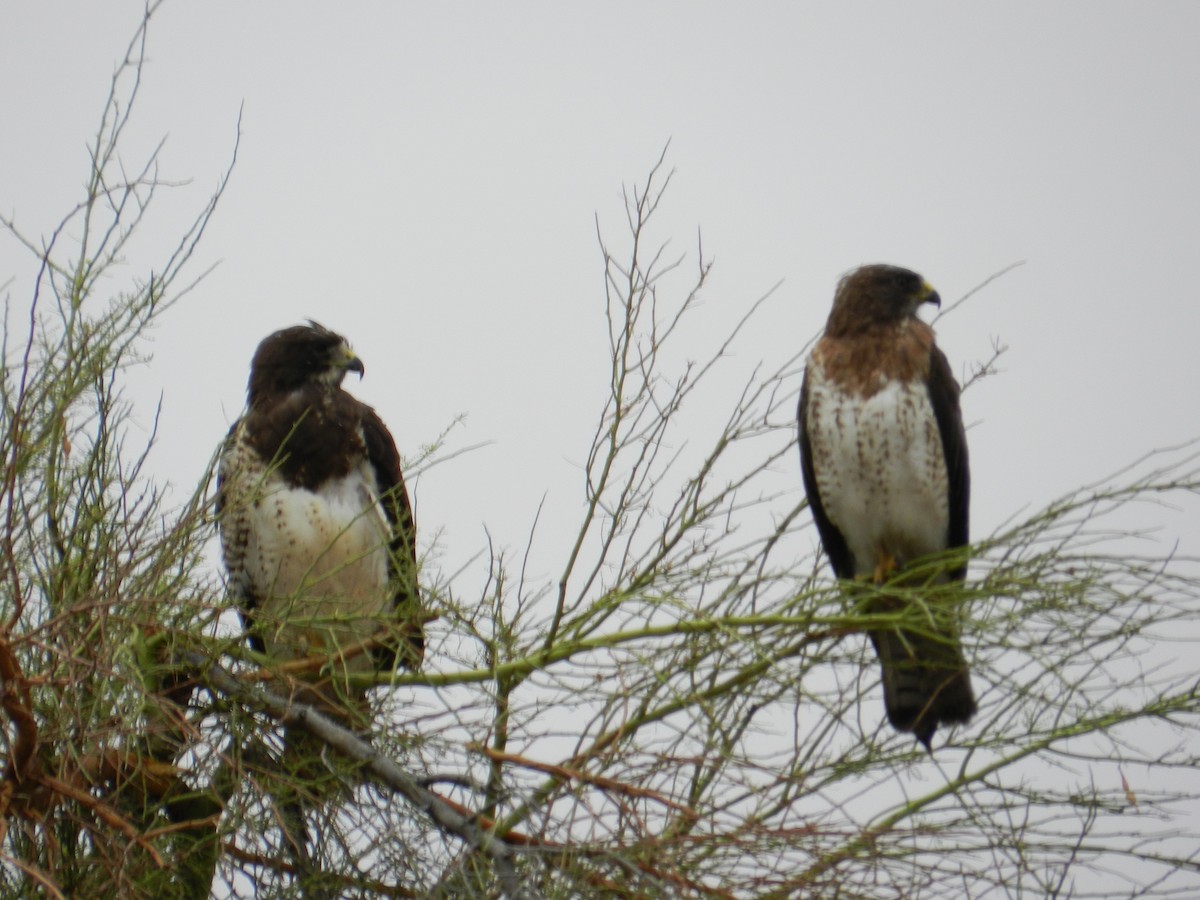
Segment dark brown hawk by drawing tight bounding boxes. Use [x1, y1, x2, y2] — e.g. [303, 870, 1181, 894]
[217, 322, 424, 723]
[798, 265, 976, 749]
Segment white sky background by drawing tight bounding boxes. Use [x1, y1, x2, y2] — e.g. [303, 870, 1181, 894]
[3, 1, 1198, 564]
[3, 0, 1200, 887]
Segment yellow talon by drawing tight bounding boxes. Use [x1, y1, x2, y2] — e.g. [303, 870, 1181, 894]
[873, 550, 897, 584]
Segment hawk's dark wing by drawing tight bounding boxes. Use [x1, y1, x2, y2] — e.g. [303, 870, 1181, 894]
[926, 345, 970, 579]
[360, 404, 425, 672]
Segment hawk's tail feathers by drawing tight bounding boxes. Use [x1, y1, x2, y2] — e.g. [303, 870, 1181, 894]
[870, 626, 977, 751]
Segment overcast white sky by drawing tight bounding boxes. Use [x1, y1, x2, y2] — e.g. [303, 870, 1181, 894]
[3, 2, 1199, 892]
[0, 2, 1196, 609]
[4, 2, 1199, 573]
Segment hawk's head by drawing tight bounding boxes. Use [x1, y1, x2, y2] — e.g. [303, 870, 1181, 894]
[247, 321, 365, 404]
[825, 265, 940, 337]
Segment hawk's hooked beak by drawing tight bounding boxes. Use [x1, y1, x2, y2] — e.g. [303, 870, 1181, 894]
[337, 346, 365, 379]
[921, 282, 942, 309]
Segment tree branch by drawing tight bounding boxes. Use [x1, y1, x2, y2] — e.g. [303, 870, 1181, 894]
[179, 650, 542, 900]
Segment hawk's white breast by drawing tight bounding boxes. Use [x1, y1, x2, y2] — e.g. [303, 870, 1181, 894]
[222, 425, 392, 671]
[804, 362, 950, 576]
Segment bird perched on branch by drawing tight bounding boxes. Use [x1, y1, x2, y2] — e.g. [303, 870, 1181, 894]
[797, 265, 976, 749]
[216, 321, 426, 884]
[217, 320, 424, 734]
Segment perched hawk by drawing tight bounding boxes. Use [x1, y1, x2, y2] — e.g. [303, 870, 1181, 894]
[217, 322, 424, 724]
[798, 265, 976, 748]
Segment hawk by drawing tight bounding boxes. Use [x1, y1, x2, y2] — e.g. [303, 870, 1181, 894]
[217, 322, 424, 725]
[797, 265, 976, 748]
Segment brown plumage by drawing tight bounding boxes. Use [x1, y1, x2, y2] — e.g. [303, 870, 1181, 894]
[217, 322, 424, 723]
[798, 265, 976, 749]
[217, 322, 426, 876]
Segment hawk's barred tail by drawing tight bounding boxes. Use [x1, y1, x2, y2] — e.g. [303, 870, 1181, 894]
[870, 625, 977, 751]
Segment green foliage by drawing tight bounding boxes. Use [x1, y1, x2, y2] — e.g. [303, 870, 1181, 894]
[0, 5, 233, 897]
[1, 5, 1197, 898]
